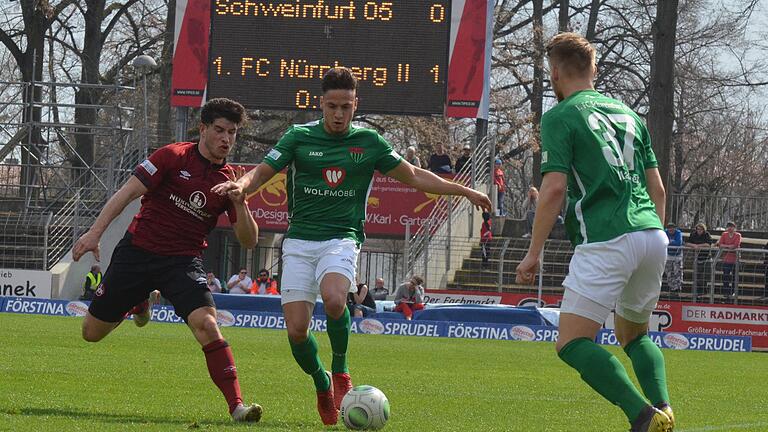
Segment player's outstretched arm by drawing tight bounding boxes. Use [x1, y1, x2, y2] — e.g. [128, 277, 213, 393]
[211, 163, 278, 197]
[385, 161, 492, 212]
[72, 176, 148, 262]
[516, 172, 566, 285]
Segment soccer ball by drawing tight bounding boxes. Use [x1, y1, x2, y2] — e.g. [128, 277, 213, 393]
[340, 385, 390, 430]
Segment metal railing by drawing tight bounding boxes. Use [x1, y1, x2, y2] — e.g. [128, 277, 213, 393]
[670, 193, 768, 231]
[404, 136, 493, 288]
[219, 246, 404, 293]
[418, 234, 768, 306]
[0, 79, 141, 270]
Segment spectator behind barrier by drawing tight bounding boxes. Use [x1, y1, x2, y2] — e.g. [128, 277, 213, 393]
[370, 277, 389, 300]
[428, 144, 453, 174]
[685, 223, 713, 296]
[664, 223, 683, 294]
[80, 264, 102, 300]
[227, 268, 252, 294]
[206, 270, 222, 293]
[393, 275, 425, 320]
[405, 146, 421, 168]
[251, 269, 279, 295]
[347, 282, 376, 317]
[715, 221, 741, 298]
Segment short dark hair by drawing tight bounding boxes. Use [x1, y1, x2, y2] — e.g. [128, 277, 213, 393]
[201, 98, 247, 127]
[726, 221, 736, 228]
[258, 268, 269, 276]
[321, 67, 358, 93]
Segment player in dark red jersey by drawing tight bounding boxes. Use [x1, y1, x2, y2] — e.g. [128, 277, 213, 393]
[71, 98, 262, 422]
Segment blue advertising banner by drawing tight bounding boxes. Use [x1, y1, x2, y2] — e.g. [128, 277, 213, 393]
[0, 297, 752, 352]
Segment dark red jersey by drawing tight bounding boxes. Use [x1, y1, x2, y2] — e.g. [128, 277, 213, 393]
[129, 142, 237, 256]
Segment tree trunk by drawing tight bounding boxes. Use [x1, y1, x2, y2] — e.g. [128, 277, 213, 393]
[585, 0, 601, 41]
[530, 0, 544, 187]
[647, 0, 679, 222]
[73, 0, 107, 191]
[156, 0, 176, 148]
[558, 0, 570, 32]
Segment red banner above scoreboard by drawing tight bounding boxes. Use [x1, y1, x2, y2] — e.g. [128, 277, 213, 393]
[218, 166, 448, 237]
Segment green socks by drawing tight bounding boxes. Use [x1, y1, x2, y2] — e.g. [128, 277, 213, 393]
[624, 334, 670, 406]
[558, 337, 648, 422]
[289, 332, 330, 391]
[326, 307, 351, 374]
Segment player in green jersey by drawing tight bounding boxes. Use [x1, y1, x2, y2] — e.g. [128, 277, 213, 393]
[213, 67, 492, 425]
[515, 33, 674, 432]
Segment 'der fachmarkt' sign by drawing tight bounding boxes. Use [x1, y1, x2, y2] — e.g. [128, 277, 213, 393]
[0, 269, 52, 299]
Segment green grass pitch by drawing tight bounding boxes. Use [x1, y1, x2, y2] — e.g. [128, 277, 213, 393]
[0, 313, 766, 431]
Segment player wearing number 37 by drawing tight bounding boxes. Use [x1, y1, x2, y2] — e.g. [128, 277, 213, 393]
[212, 67, 492, 426]
[515, 33, 675, 432]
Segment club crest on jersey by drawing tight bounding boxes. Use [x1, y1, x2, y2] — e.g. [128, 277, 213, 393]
[322, 167, 346, 188]
[190, 191, 207, 209]
[349, 147, 364, 163]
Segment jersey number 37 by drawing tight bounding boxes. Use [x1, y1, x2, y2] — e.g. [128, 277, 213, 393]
[588, 113, 637, 172]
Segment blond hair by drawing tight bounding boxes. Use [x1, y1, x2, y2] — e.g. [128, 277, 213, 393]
[546, 32, 596, 77]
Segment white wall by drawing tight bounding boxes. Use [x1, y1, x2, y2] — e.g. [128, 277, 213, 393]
[50, 198, 141, 299]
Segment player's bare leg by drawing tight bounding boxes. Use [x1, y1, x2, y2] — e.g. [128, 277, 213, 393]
[320, 272, 354, 410]
[556, 312, 670, 431]
[615, 315, 674, 430]
[188, 306, 261, 422]
[81, 312, 122, 342]
[284, 300, 337, 425]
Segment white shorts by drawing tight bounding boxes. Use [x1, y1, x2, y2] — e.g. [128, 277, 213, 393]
[561, 229, 668, 324]
[280, 238, 360, 305]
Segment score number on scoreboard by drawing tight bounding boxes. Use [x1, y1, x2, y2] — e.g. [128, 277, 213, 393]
[207, 1, 452, 115]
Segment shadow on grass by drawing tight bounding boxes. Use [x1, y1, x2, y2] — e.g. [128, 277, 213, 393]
[1, 407, 336, 430]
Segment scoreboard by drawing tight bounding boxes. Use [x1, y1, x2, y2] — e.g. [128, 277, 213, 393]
[207, 0, 452, 115]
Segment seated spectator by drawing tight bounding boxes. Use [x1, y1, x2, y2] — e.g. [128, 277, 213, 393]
[480, 211, 492, 267]
[455, 144, 471, 174]
[206, 270, 222, 293]
[393, 276, 425, 320]
[251, 268, 279, 295]
[348, 282, 377, 318]
[716, 221, 741, 298]
[405, 146, 421, 168]
[227, 268, 252, 294]
[685, 223, 713, 295]
[428, 144, 453, 174]
[370, 277, 389, 300]
[664, 222, 683, 294]
[80, 264, 102, 300]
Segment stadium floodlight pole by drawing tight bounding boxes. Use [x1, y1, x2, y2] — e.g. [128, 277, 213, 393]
[132, 54, 157, 160]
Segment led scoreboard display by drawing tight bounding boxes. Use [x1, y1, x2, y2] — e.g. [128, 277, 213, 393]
[207, 0, 451, 114]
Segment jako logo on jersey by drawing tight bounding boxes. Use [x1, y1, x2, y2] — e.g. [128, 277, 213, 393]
[309, 151, 323, 157]
[95, 284, 104, 297]
[189, 191, 207, 209]
[349, 147, 364, 163]
[322, 167, 346, 188]
[179, 170, 191, 180]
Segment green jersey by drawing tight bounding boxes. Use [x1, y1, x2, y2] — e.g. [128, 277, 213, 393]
[263, 120, 402, 244]
[540, 90, 663, 246]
